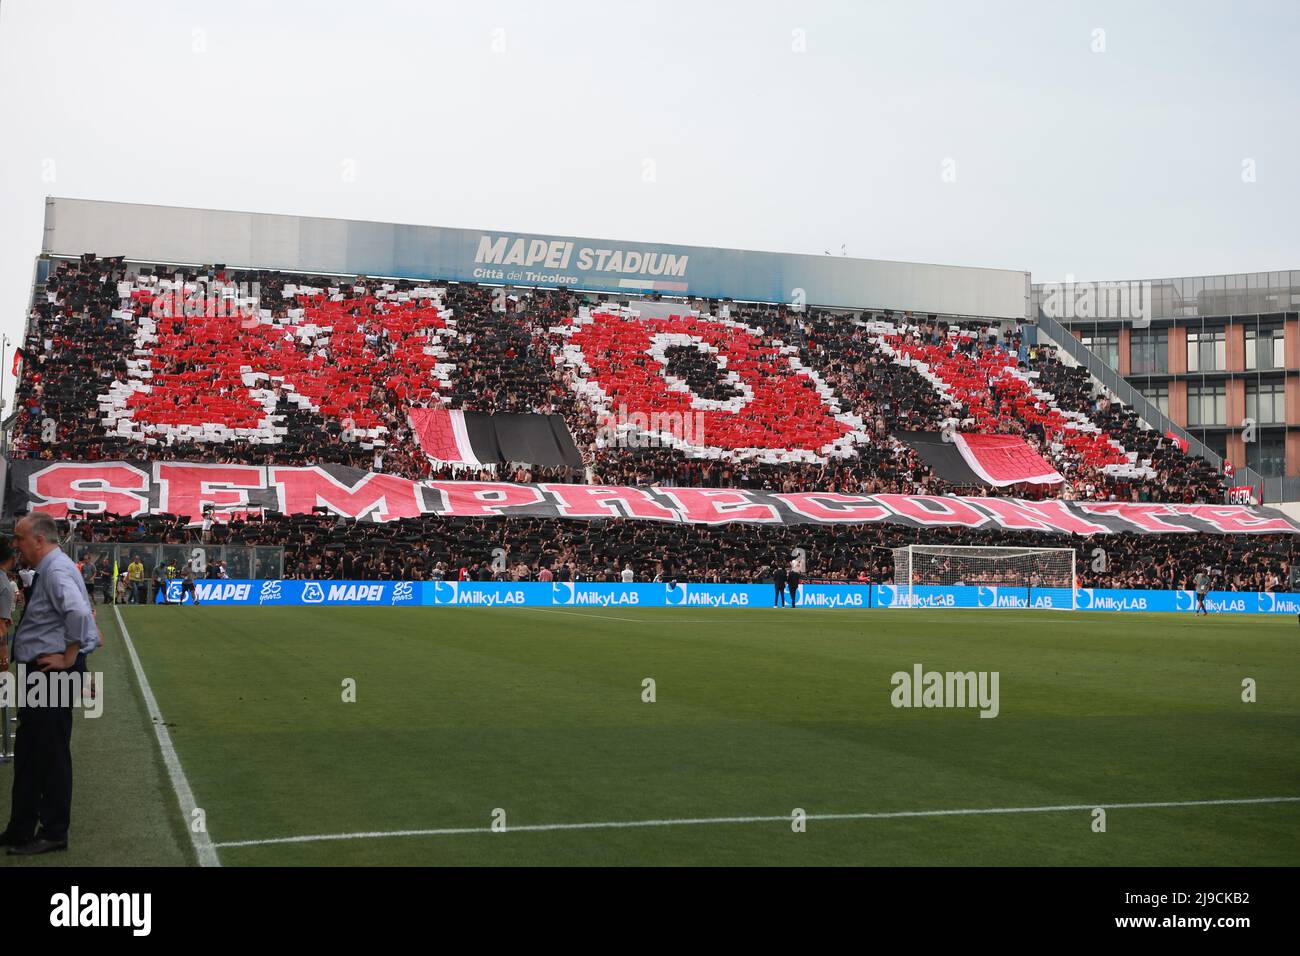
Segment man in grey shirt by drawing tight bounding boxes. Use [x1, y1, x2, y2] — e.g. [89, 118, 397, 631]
[1194, 568, 1213, 616]
[0, 512, 98, 856]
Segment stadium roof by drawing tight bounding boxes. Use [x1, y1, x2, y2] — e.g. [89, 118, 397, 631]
[40, 197, 1030, 320]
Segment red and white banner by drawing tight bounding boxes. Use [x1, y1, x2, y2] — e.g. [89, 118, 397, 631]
[1227, 484, 1257, 505]
[951, 433, 1064, 487]
[8, 460, 1299, 536]
[408, 408, 482, 466]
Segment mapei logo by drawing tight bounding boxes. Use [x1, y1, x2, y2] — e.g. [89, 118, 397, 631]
[165, 582, 182, 603]
[552, 582, 576, 605]
[198, 583, 251, 602]
[259, 580, 282, 604]
[391, 581, 415, 604]
[301, 581, 326, 604]
[326, 584, 385, 602]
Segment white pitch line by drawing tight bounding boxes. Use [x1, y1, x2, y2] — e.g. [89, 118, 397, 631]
[529, 608, 650, 625]
[212, 795, 1300, 850]
[114, 606, 221, 867]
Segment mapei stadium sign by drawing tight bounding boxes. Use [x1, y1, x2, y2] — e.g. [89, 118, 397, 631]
[473, 235, 689, 290]
[9, 461, 1300, 535]
[157, 579, 1300, 614]
[41, 199, 1029, 317]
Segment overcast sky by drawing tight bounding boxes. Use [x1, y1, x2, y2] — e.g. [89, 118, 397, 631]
[1, 0, 1297, 406]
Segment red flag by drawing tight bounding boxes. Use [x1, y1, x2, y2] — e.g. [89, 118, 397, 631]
[10, 346, 24, 378]
[1164, 430, 1189, 454]
[1227, 483, 1255, 504]
[952, 432, 1064, 487]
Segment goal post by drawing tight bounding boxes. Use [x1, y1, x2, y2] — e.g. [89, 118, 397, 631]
[891, 544, 1077, 609]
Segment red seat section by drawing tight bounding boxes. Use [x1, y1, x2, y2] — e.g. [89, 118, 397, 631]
[118, 293, 449, 439]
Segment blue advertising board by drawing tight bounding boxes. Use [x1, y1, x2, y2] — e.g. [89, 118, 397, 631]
[160, 579, 420, 606]
[155, 579, 1300, 614]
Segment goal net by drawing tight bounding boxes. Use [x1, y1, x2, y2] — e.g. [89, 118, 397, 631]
[891, 545, 1077, 609]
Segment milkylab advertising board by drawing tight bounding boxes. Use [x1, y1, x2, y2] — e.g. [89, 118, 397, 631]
[156, 580, 1300, 614]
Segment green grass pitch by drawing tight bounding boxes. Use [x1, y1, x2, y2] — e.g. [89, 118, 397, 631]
[3, 606, 1297, 866]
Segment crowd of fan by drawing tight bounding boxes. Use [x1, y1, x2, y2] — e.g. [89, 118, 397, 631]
[8, 257, 586, 482]
[13, 255, 1228, 502]
[1025, 341, 1224, 502]
[10, 255, 1274, 592]
[60, 511, 1294, 593]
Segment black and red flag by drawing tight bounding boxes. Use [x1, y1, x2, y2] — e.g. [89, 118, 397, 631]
[408, 408, 584, 469]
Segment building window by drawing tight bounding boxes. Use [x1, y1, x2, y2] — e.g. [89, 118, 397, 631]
[1245, 429, 1286, 478]
[1245, 327, 1285, 371]
[1080, 331, 1120, 369]
[1187, 382, 1226, 426]
[1138, 383, 1169, 416]
[1186, 329, 1226, 372]
[1130, 329, 1168, 374]
[1200, 431, 1228, 459]
[1245, 379, 1285, 425]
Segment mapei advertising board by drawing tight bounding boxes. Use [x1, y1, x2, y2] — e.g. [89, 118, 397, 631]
[158, 579, 1300, 614]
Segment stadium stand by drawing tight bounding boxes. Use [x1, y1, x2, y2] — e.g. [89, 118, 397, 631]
[62, 511, 1293, 592]
[7, 254, 1287, 590]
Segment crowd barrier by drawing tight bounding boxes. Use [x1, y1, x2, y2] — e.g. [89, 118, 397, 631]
[148, 579, 1300, 614]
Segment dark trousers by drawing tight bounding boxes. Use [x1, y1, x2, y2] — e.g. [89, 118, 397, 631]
[788, 579, 800, 606]
[7, 665, 77, 842]
[774, 581, 786, 606]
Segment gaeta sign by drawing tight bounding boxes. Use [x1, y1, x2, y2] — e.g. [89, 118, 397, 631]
[474, 234, 689, 284]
